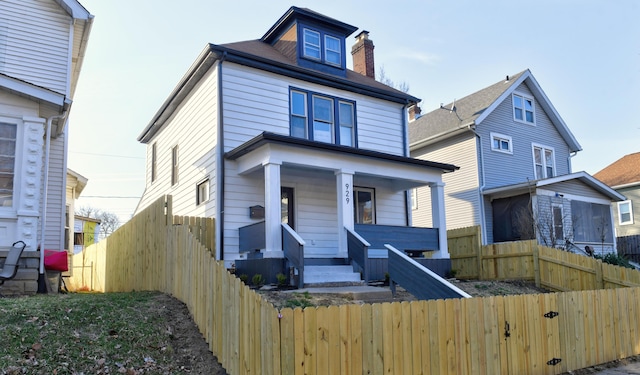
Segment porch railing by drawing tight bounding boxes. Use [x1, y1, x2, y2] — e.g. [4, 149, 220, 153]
[386, 244, 470, 300]
[354, 223, 439, 254]
[282, 223, 305, 288]
[346, 227, 370, 283]
[238, 221, 265, 254]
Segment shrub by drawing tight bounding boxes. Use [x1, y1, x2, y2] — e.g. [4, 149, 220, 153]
[239, 274, 248, 284]
[284, 292, 314, 309]
[595, 253, 635, 269]
[276, 273, 287, 286]
[252, 274, 264, 287]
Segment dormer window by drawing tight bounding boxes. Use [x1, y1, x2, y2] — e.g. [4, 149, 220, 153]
[324, 35, 341, 66]
[303, 29, 321, 60]
[301, 27, 343, 68]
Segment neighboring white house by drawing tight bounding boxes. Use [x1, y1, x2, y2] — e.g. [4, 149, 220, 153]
[410, 70, 624, 254]
[135, 7, 458, 283]
[0, 0, 93, 253]
[66, 168, 88, 252]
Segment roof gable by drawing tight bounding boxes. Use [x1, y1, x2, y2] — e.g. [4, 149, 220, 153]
[409, 69, 582, 153]
[594, 152, 640, 188]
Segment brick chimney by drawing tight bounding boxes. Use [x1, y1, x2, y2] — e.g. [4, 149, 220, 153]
[351, 31, 375, 79]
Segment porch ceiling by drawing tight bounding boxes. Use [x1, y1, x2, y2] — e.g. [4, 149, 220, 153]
[225, 132, 456, 191]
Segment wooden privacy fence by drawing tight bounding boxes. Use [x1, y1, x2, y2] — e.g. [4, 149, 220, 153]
[68, 206, 640, 374]
[618, 234, 640, 263]
[448, 226, 640, 291]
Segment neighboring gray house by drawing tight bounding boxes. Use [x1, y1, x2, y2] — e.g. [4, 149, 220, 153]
[594, 152, 640, 237]
[410, 69, 625, 254]
[135, 7, 458, 284]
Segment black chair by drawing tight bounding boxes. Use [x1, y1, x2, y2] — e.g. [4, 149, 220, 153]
[0, 241, 27, 287]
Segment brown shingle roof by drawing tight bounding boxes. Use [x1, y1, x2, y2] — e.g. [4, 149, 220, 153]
[594, 152, 640, 187]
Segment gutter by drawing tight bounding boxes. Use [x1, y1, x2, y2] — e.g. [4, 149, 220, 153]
[568, 151, 578, 174]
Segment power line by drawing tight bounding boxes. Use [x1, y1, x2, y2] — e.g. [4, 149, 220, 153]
[70, 151, 144, 159]
[81, 196, 140, 199]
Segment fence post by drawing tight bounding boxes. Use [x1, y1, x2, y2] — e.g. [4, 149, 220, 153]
[595, 259, 604, 289]
[477, 240, 483, 280]
[533, 245, 541, 288]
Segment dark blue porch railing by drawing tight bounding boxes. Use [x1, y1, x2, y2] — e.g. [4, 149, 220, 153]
[346, 228, 370, 283]
[354, 223, 439, 253]
[386, 244, 470, 300]
[282, 223, 305, 289]
[238, 221, 265, 253]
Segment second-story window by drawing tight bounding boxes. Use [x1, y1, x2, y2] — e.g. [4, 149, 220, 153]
[532, 144, 554, 179]
[290, 88, 356, 146]
[513, 93, 535, 124]
[171, 145, 179, 186]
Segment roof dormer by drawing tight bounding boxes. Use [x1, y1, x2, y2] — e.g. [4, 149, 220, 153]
[261, 6, 357, 77]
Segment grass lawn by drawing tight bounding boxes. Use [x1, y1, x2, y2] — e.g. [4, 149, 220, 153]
[0, 291, 225, 374]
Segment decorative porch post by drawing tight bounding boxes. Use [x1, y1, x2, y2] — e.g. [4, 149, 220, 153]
[336, 170, 354, 257]
[430, 182, 450, 258]
[263, 162, 283, 258]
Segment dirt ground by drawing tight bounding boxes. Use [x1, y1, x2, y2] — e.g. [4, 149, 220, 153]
[160, 280, 633, 374]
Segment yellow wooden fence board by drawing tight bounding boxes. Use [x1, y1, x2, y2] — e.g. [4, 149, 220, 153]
[326, 306, 340, 375]
[348, 304, 363, 375]
[293, 308, 305, 375]
[338, 305, 351, 375]
[304, 307, 317, 375]
[360, 304, 373, 375]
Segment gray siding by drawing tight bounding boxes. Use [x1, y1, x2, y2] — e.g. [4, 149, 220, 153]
[478, 82, 571, 190]
[411, 132, 480, 229]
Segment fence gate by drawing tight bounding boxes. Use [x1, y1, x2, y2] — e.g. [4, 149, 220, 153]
[500, 293, 563, 375]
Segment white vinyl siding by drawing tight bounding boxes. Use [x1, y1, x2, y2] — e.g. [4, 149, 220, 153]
[0, 0, 72, 94]
[43, 134, 66, 250]
[222, 63, 405, 154]
[137, 65, 218, 218]
[478, 82, 570, 189]
[411, 133, 480, 229]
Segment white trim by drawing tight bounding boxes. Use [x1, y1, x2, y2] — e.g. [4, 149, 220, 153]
[0, 75, 66, 107]
[618, 200, 633, 225]
[302, 28, 321, 61]
[551, 203, 564, 241]
[490, 132, 513, 154]
[537, 188, 613, 206]
[531, 143, 555, 179]
[324, 35, 342, 67]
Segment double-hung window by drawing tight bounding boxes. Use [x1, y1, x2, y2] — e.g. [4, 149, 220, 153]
[513, 93, 535, 124]
[290, 88, 356, 146]
[618, 200, 633, 225]
[0, 122, 16, 207]
[302, 28, 343, 68]
[532, 144, 554, 179]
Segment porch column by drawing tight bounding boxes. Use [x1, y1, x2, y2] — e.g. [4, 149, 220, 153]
[430, 182, 450, 258]
[264, 162, 283, 258]
[336, 170, 354, 257]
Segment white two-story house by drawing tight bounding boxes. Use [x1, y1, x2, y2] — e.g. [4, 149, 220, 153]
[0, 0, 92, 253]
[410, 70, 624, 255]
[135, 7, 458, 285]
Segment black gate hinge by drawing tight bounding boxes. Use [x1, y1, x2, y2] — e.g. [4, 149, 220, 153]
[547, 358, 562, 366]
[544, 311, 559, 319]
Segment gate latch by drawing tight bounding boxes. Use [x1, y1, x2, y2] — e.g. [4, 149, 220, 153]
[547, 358, 562, 366]
[544, 311, 559, 319]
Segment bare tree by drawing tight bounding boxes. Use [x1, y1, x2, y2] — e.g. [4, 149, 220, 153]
[76, 206, 121, 239]
[378, 65, 410, 93]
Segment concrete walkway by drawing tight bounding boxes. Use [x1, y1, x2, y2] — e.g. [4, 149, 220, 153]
[590, 362, 640, 374]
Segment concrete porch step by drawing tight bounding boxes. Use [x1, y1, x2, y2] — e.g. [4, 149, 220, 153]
[303, 265, 362, 285]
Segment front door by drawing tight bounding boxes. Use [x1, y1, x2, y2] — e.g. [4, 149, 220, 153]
[281, 187, 294, 230]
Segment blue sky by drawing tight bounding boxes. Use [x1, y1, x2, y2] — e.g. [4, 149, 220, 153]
[68, 0, 640, 222]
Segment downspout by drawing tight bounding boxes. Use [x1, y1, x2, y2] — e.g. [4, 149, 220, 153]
[402, 101, 411, 226]
[38, 113, 67, 292]
[468, 124, 488, 245]
[217, 51, 227, 262]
